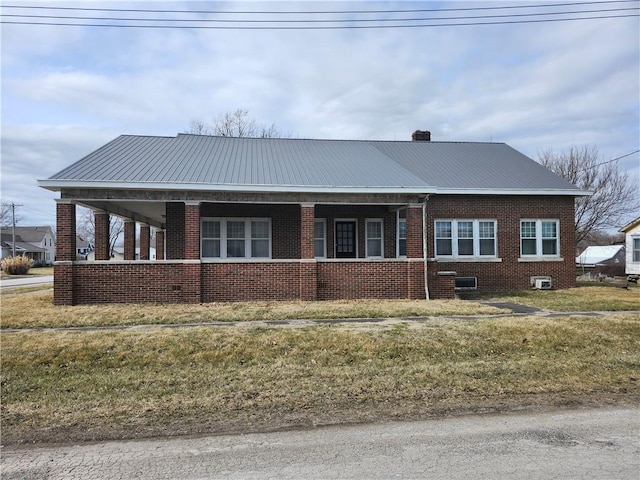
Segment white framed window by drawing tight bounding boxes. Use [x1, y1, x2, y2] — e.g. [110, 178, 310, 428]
[632, 237, 640, 263]
[314, 219, 326, 258]
[201, 218, 271, 259]
[366, 219, 384, 258]
[434, 220, 497, 258]
[397, 217, 407, 257]
[520, 219, 559, 257]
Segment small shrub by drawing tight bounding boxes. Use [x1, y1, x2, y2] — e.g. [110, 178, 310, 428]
[1, 256, 35, 275]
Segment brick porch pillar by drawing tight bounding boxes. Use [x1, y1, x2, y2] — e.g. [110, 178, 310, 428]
[139, 224, 150, 260]
[124, 220, 136, 260]
[94, 210, 110, 260]
[54, 200, 76, 305]
[155, 229, 165, 260]
[406, 203, 426, 299]
[300, 203, 317, 301]
[165, 202, 184, 260]
[182, 202, 201, 303]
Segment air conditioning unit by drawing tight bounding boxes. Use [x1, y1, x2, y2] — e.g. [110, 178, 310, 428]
[534, 278, 552, 290]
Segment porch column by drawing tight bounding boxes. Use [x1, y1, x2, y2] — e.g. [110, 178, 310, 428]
[155, 229, 165, 260]
[139, 224, 150, 260]
[406, 204, 426, 299]
[54, 200, 76, 305]
[94, 210, 110, 260]
[124, 220, 136, 260]
[182, 201, 202, 303]
[300, 203, 317, 301]
[165, 202, 184, 260]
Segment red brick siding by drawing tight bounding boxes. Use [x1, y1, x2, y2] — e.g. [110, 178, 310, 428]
[94, 211, 110, 261]
[317, 261, 410, 300]
[184, 204, 201, 260]
[139, 225, 150, 260]
[72, 263, 195, 304]
[55, 202, 76, 262]
[201, 262, 301, 302]
[165, 202, 185, 260]
[54, 263, 74, 305]
[425, 195, 576, 292]
[156, 230, 165, 260]
[123, 221, 136, 261]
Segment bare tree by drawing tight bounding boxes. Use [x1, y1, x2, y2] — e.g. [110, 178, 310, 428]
[538, 145, 639, 246]
[0, 201, 22, 228]
[77, 206, 125, 258]
[187, 108, 283, 138]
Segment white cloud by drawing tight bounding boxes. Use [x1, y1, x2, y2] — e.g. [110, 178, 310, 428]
[1, 1, 638, 226]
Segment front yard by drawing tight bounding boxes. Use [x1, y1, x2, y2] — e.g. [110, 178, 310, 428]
[1, 285, 638, 445]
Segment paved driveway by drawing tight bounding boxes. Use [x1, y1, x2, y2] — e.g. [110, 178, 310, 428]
[2, 408, 638, 480]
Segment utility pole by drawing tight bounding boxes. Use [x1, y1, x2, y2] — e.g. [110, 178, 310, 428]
[2, 202, 23, 257]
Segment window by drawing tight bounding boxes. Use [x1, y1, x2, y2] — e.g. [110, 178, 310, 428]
[633, 238, 640, 263]
[366, 219, 383, 258]
[520, 220, 559, 257]
[434, 220, 497, 258]
[201, 218, 271, 259]
[314, 219, 326, 258]
[455, 276, 477, 290]
[397, 217, 407, 257]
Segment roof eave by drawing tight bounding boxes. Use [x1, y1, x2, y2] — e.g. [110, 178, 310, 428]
[37, 180, 433, 195]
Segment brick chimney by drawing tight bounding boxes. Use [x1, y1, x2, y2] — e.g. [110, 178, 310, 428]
[412, 130, 431, 141]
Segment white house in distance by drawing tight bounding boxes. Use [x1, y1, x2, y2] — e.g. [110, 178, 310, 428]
[0, 226, 56, 265]
[620, 217, 640, 280]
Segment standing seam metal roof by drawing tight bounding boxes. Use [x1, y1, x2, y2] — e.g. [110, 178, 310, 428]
[44, 134, 582, 193]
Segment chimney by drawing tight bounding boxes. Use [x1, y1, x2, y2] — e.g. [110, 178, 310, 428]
[412, 130, 431, 142]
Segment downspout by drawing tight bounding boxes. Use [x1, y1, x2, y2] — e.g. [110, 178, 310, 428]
[422, 195, 430, 300]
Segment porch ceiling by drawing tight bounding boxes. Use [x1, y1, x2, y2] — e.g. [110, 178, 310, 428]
[77, 200, 167, 229]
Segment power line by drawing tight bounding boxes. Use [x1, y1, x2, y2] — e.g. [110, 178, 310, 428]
[3, 7, 637, 24]
[2, 1, 637, 29]
[3, 14, 638, 30]
[577, 150, 640, 173]
[3, 0, 637, 15]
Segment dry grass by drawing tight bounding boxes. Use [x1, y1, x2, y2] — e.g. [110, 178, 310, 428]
[471, 285, 640, 311]
[0, 292, 507, 329]
[2, 314, 638, 444]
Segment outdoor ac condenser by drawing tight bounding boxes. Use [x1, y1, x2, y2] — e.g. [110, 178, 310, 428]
[534, 278, 552, 290]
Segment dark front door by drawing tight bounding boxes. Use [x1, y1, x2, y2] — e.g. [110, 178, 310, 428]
[335, 221, 356, 258]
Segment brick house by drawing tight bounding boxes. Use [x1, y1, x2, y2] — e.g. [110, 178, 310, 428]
[38, 131, 587, 305]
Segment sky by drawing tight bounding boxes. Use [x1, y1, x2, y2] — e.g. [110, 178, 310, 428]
[1, 0, 639, 229]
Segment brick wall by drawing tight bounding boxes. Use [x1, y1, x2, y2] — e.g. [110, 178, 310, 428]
[201, 262, 301, 302]
[55, 195, 577, 304]
[425, 195, 576, 292]
[317, 261, 411, 300]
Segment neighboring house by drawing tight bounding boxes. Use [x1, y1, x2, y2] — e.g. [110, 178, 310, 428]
[620, 217, 640, 280]
[38, 131, 588, 305]
[0, 226, 56, 265]
[76, 236, 94, 259]
[576, 245, 625, 277]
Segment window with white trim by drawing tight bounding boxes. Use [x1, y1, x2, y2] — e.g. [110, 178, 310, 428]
[632, 237, 640, 263]
[520, 219, 559, 257]
[366, 219, 383, 258]
[434, 220, 497, 258]
[314, 219, 326, 258]
[201, 218, 271, 259]
[397, 217, 407, 257]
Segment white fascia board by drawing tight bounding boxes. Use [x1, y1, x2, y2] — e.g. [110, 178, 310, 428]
[37, 179, 434, 195]
[434, 187, 592, 196]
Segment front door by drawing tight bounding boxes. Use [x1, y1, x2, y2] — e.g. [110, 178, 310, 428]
[335, 221, 357, 258]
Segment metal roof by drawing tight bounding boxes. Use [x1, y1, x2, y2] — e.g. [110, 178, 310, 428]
[40, 134, 585, 195]
[576, 245, 624, 265]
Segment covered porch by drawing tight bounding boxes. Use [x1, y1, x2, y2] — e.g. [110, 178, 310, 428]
[53, 190, 453, 305]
